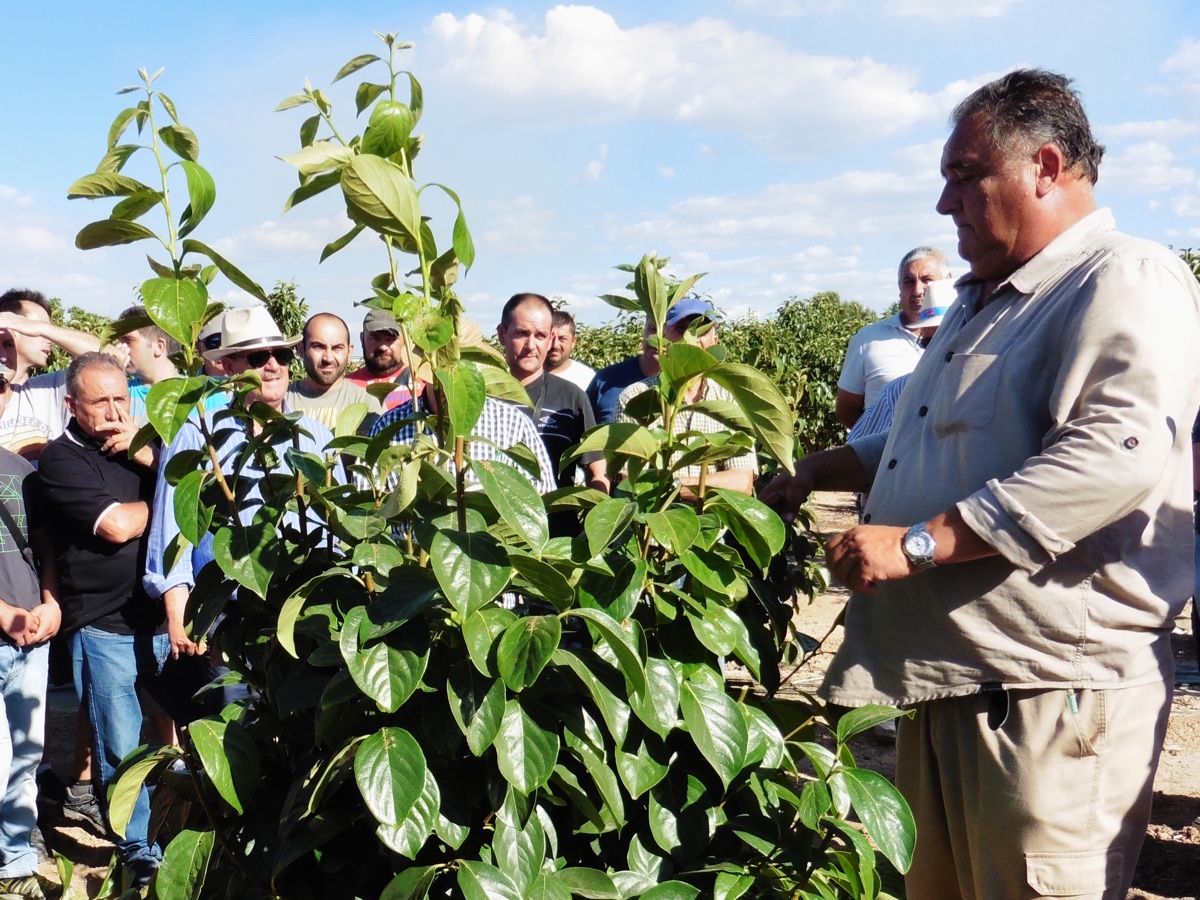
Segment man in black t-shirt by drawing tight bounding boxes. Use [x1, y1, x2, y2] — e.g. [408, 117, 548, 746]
[39, 353, 206, 888]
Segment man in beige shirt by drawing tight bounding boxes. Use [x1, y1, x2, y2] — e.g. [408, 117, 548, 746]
[286, 313, 382, 431]
[763, 70, 1200, 899]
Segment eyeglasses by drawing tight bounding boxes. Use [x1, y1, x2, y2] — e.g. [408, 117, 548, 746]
[200, 335, 222, 351]
[235, 347, 295, 368]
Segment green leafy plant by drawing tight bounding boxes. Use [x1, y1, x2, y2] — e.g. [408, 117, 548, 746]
[73, 35, 914, 900]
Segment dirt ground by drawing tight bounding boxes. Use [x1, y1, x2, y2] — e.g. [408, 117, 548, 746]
[34, 491, 1200, 897]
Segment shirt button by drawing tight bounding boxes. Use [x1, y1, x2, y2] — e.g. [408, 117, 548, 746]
[918, 406, 928, 417]
[863, 514, 872, 523]
[887, 459, 897, 469]
[1123, 436, 1139, 449]
[945, 351, 954, 362]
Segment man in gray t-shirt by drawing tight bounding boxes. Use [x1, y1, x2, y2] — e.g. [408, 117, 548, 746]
[286, 313, 381, 431]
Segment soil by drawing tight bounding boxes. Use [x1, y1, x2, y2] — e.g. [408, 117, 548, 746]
[34, 491, 1200, 898]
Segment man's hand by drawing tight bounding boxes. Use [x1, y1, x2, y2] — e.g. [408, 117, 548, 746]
[96, 405, 156, 469]
[0, 312, 47, 338]
[826, 524, 915, 592]
[28, 601, 61, 644]
[759, 461, 818, 524]
[164, 586, 202, 659]
[0, 600, 38, 646]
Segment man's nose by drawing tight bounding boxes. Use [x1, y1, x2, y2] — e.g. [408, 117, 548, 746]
[935, 183, 954, 215]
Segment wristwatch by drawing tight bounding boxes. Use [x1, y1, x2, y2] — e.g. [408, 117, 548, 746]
[902, 523, 937, 571]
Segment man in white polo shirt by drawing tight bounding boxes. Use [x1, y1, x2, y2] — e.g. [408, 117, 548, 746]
[834, 247, 951, 429]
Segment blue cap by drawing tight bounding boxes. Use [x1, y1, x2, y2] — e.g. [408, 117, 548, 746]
[664, 296, 716, 328]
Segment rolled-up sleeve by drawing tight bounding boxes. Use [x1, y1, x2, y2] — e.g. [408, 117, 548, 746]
[144, 421, 205, 598]
[957, 256, 1200, 572]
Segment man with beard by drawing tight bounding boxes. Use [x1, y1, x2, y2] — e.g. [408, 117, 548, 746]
[545, 310, 594, 391]
[287, 313, 381, 430]
[345, 308, 415, 411]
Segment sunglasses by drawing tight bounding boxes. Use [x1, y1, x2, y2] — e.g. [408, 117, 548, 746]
[235, 347, 295, 368]
[200, 334, 222, 351]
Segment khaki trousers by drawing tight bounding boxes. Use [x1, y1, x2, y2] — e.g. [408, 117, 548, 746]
[896, 681, 1171, 900]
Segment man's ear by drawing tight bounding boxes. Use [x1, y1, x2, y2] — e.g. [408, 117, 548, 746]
[153, 336, 169, 359]
[1033, 142, 1067, 198]
[65, 395, 77, 418]
[496, 324, 507, 344]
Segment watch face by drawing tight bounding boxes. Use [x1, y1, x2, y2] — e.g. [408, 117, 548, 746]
[904, 528, 935, 560]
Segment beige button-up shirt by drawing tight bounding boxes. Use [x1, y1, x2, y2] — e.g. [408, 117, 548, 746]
[824, 209, 1200, 707]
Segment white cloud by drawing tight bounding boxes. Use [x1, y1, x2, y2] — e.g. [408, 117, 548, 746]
[658, 166, 676, 179]
[698, 145, 715, 157]
[0, 223, 70, 255]
[211, 216, 351, 257]
[481, 195, 558, 254]
[583, 144, 608, 181]
[0, 185, 35, 207]
[1100, 141, 1195, 194]
[731, 0, 850, 15]
[1099, 119, 1200, 143]
[427, 6, 963, 158]
[1161, 37, 1200, 113]
[885, 0, 1027, 19]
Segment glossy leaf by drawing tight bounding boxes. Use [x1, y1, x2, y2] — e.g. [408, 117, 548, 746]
[615, 731, 669, 799]
[552, 869, 620, 899]
[570, 607, 646, 695]
[640, 882, 701, 900]
[565, 423, 658, 466]
[75, 219, 157, 250]
[649, 771, 713, 862]
[376, 767, 439, 859]
[463, 606, 517, 677]
[145, 375, 206, 445]
[497, 615, 561, 691]
[713, 873, 754, 900]
[629, 657, 679, 738]
[473, 459, 548, 553]
[213, 523, 276, 600]
[362, 101, 415, 158]
[679, 677, 748, 789]
[181, 239, 268, 301]
[189, 718, 260, 814]
[66, 172, 150, 199]
[280, 140, 354, 177]
[141, 276, 208, 348]
[339, 606, 428, 712]
[107, 106, 141, 148]
[178, 161, 216, 237]
[679, 547, 743, 599]
[584, 499, 636, 559]
[833, 767, 916, 873]
[341, 154, 422, 241]
[111, 191, 163, 222]
[159, 124, 200, 161]
[446, 660, 505, 755]
[275, 92, 310, 111]
[320, 222, 365, 261]
[171, 469, 212, 547]
[355, 82, 389, 116]
[108, 746, 179, 837]
[707, 362, 796, 473]
[526, 872, 571, 900]
[276, 568, 354, 658]
[508, 552, 574, 610]
[643, 509, 700, 557]
[835, 704, 910, 744]
[457, 861, 522, 900]
[354, 727, 427, 826]
[333, 53, 382, 82]
[494, 793, 545, 892]
[429, 529, 511, 619]
[435, 360, 486, 441]
[155, 829, 213, 900]
[659, 342, 720, 397]
[381, 866, 440, 900]
[708, 488, 787, 573]
[495, 700, 558, 793]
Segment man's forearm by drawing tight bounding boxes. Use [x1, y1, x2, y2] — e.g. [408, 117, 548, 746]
[45, 323, 101, 359]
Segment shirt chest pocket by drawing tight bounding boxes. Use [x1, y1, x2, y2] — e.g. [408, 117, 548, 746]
[929, 353, 1004, 437]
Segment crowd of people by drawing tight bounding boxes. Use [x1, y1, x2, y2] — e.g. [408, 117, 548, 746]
[0, 66, 1197, 900]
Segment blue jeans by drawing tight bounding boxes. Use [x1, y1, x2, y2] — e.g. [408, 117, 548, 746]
[72, 628, 198, 865]
[0, 641, 48, 878]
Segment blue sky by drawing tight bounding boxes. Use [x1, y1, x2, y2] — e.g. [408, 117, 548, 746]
[2, 1, 1199, 332]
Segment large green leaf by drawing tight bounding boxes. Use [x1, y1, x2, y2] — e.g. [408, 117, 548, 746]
[339, 606, 428, 712]
[629, 657, 680, 738]
[75, 219, 157, 250]
[640, 882, 701, 900]
[679, 547, 744, 600]
[429, 529, 511, 619]
[565, 423, 658, 466]
[570, 608, 646, 695]
[643, 508, 700, 558]
[473, 459, 549, 554]
[376, 767, 440, 859]
[188, 719, 260, 814]
[649, 771, 714, 863]
[354, 727, 427, 826]
[436, 360, 486, 441]
[457, 861, 522, 900]
[614, 730, 669, 799]
[834, 767, 916, 872]
[526, 873, 571, 900]
[66, 172, 151, 199]
[381, 866, 440, 900]
[280, 140, 355, 177]
[495, 700, 558, 793]
[446, 660, 505, 755]
[333, 52, 382, 82]
[496, 615, 561, 692]
[463, 606, 517, 677]
[707, 488, 786, 573]
[685, 599, 747, 657]
[834, 704, 911, 744]
[493, 791, 545, 892]
[181, 239, 268, 301]
[145, 375, 207, 445]
[551, 869, 620, 899]
[108, 746, 180, 838]
[95, 143, 139, 175]
[213, 523, 276, 600]
[155, 829, 214, 900]
[679, 677, 748, 789]
[507, 552, 574, 610]
[362, 101, 415, 159]
[159, 124, 200, 161]
[178, 161, 216, 238]
[552, 651, 631, 745]
[341, 154, 422, 241]
[141, 276, 208, 348]
[659, 342, 720, 399]
[171, 469, 212, 548]
[707, 362, 796, 473]
[584, 499, 636, 559]
[276, 568, 355, 658]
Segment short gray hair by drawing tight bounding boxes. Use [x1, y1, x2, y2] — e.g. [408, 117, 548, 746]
[897, 247, 950, 283]
[66, 352, 127, 398]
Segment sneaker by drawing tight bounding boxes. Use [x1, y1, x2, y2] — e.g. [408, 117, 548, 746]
[61, 787, 107, 836]
[29, 826, 50, 865]
[0, 874, 62, 900]
[125, 857, 159, 891]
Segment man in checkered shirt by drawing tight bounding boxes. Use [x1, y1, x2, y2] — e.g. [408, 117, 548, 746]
[615, 298, 756, 498]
